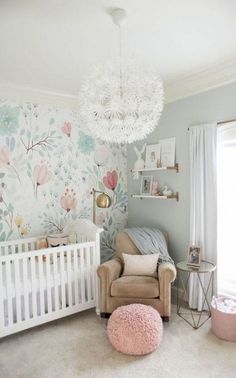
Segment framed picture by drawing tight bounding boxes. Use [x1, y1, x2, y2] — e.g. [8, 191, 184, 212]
[160, 137, 176, 167]
[187, 246, 201, 268]
[145, 143, 161, 168]
[140, 175, 153, 195]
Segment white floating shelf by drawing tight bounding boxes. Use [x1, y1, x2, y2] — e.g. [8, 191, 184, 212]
[131, 193, 179, 202]
[131, 163, 179, 173]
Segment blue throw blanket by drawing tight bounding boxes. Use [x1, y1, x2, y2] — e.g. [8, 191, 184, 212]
[124, 228, 174, 265]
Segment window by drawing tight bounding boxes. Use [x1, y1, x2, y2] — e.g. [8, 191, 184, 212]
[217, 122, 236, 297]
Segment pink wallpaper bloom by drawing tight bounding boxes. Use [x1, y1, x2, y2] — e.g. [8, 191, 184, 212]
[62, 122, 72, 137]
[0, 146, 10, 167]
[103, 170, 118, 191]
[60, 189, 77, 212]
[33, 164, 52, 186]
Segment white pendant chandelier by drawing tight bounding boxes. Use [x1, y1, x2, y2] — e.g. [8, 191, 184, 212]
[78, 9, 164, 144]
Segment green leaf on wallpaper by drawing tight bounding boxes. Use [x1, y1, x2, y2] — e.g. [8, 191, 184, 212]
[0, 173, 5, 179]
[27, 130, 31, 140]
[98, 182, 105, 192]
[8, 203, 13, 213]
[20, 129, 25, 136]
[49, 118, 55, 125]
[93, 166, 99, 176]
[10, 137, 15, 151]
[7, 230, 13, 239]
[108, 217, 112, 226]
[0, 223, 3, 232]
[0, 232, 6, 241]
[27, 170, 31, 178]
[39, 150, 44, 157]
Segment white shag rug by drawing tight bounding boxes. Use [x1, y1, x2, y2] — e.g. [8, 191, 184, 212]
[0, 306, 235, 378]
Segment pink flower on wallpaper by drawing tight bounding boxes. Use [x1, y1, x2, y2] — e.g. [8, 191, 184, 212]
[103, 170, 118, 191]
[60, 188, 77, 212]
[96, 213, 105, 225]
[33, 164, 52, 186]
[0, 146, 10, 167]
[61, 122, 72, 137]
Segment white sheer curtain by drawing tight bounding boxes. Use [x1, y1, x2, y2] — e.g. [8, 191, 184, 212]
[189, 124, 217, 309]
[217, 122, 236, 296]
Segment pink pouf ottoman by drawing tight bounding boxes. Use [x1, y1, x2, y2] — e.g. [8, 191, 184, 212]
[107, 304, 163, 355]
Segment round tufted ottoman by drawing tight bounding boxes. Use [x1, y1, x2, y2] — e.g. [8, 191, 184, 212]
[107, 304, 163, 355]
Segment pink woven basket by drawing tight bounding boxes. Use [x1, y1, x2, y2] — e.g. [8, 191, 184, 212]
[211, 300, 236, 342]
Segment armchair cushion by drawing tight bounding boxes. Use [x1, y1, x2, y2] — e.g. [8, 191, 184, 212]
[111, 275, 159, 298]
[122, 253, 159, 277]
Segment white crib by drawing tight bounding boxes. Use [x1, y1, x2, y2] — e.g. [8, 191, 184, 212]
[0, 219, 103, 338]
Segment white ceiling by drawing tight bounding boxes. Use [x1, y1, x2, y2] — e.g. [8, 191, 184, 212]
[0, 0, 236, 103]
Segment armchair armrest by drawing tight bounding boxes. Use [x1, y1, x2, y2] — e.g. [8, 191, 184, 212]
[158, 262, 176, 284]
[158, 262, 177, 315]
[97, 258, 123, 313]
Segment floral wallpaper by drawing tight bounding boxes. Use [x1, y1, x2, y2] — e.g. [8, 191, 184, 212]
[0, 100, 128, 262]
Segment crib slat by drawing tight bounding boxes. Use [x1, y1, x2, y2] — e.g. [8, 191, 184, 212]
[45, 254, 52, 313]
[14, 258, 21, 323]
[59, 251, 66, 310]
[53, 253, 59, 312]
[80, 248, 85, 304]
[18, 244, 22, 254]
[38, 254, 45, 316]
[6, 259, 13, 326]
[67, 250, 72, 307]
[30, 256, 37, 318]
[86, 247, 91, 302]
[73, 248, 79, 305]
[22, 257, 29, 321]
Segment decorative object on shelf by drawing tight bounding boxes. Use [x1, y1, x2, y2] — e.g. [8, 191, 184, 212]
[78, 8, 164, 144]
[133, 143, 146, 179]
[151, 180, 159, 196]
[47, 234, 69, 247]
[187, 246, 201, 268]
[140, 175, 153, 195]
[145, 143, 161, 168]
[92, 188, 111, 224]
[160, 137, 176, 167]
[162, 185, 172, 197]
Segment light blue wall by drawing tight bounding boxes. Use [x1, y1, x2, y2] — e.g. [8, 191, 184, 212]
[127, 82, 236, 263]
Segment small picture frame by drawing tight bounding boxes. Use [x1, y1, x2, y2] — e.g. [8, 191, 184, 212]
[140, 175, 153, 195]
[187, 246, 201, 268]
[145, 143, 161, 168]
[160, 137, 176, 167]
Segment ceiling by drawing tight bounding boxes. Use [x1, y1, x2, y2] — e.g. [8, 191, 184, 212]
[0, 0, 236, 104]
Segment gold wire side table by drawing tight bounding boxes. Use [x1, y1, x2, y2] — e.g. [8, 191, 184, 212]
[176, 260, 216, 329]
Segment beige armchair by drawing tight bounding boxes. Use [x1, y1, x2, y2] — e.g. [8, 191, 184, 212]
[97, 231, 176, 321]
